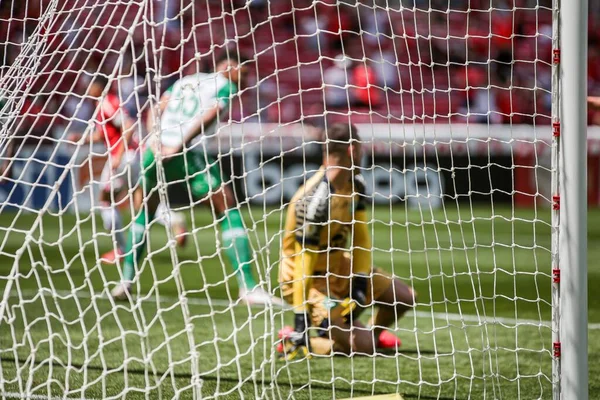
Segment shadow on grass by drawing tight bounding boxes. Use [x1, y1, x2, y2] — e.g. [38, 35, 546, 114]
[1, 356, 457, 400]
[377, 348, 438, 356]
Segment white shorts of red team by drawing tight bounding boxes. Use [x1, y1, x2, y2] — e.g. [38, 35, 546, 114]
[99, 150, 140, 193]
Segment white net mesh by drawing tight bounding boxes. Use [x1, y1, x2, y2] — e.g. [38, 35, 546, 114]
[0, 0, 557, 399]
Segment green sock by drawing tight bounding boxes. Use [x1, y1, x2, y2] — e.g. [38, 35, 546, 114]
[122, 207, 153, 282]
[220, 208, 257, 290]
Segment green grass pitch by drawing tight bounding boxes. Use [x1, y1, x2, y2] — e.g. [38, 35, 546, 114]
[0, 204, 599, 399]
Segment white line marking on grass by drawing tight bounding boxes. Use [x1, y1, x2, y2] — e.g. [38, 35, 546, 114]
[9, 289, 600, 330]
[1, 392, 98, 400]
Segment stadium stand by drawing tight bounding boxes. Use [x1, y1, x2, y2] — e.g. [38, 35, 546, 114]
[1, 0, 599, 135]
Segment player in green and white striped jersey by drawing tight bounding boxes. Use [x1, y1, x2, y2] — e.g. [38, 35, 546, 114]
[112, 51, 281, 306]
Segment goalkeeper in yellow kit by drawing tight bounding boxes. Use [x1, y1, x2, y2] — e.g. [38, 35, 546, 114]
[278, 123, 416, 359]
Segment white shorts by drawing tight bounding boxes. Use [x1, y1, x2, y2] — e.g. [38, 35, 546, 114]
[99, 150, 140, 193]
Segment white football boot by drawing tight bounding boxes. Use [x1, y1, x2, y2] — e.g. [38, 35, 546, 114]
[111, 282, 132, 301]
[238, 286, 285, 307]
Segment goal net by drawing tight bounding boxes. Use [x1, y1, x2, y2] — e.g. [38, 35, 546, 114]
[0, 0, 559, 399]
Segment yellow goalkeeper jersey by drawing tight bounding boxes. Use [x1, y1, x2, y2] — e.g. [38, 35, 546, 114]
[281, 167, 367, 270]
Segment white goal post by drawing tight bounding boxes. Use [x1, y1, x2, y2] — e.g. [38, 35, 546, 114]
[557, 0, 588, 399]
[0, 0, 590, 399]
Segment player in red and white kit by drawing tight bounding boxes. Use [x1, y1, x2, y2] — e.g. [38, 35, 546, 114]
[72, 75, 187, 263]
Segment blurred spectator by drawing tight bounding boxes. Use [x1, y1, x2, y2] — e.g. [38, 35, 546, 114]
[257, 78, 278, 122]
[62, 74, 96, 134]
[370, 41, 400, 91]
[324, 54, 353, 108]
[320, 1, 358, 53]
[589, 97, 600, 124]
[248, 0, 267, 11]
[352, 59, 381, 108]
[298, 9, 327, 52]
[152, 0, 180, 36]
[359, 2, 390, 46]
[343, 35, 381, 108]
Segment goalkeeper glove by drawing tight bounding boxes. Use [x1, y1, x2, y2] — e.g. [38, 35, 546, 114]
[280, 312, 311, 361]
[340, 273, 368, 324]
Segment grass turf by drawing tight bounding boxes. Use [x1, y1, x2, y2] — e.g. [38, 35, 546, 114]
[0, 204, 598, 399]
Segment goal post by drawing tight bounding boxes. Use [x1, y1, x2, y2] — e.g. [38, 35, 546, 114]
[558, 0, 588, 398]
[0, 0, 592, 399]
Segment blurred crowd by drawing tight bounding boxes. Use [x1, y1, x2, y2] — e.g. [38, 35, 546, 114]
[1, 0, 600, 146]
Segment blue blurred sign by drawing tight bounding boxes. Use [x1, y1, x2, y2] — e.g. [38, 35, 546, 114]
[0, 147, 72, 212]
